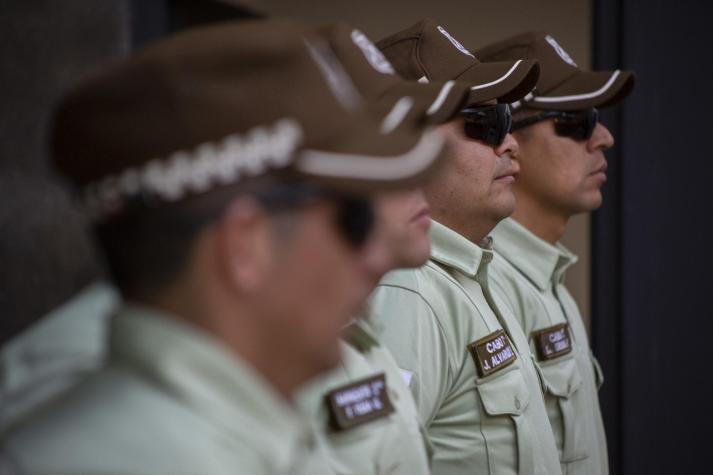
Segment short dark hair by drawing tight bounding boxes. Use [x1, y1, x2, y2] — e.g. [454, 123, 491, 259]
[92, 176, 309, 300]
[93, 192, 228, 300]
[94, 206, 202, 297]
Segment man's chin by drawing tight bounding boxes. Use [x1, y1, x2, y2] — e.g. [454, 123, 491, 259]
[490, 196, 517, 224]
[393, 236, 431, 269]
[573, 190, 603, 213]
[411, 240, 432, 267]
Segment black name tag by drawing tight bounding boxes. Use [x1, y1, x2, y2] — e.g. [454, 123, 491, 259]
[468, 330, 517, 378]
[533, 323, 572, 361]
[326, 373, 394, 431]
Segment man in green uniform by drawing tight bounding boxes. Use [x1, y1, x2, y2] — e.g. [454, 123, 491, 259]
[369, 19, 563, 475]
[296, 22, 471, 475]
[0, 20, 448, 474]
[474, 32, 635, 474]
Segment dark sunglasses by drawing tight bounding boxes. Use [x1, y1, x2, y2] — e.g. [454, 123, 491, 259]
[461, 104, 513, 146]
[109, 181, 374, 250]
[511, 107, 599, 141]
[253, 184, 374, 250]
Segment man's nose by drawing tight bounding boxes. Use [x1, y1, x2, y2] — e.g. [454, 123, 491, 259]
[496, 132, 519, 157]
[587, 122, 615, 152]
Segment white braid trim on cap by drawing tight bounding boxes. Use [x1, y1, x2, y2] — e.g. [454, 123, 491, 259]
[84, 118, 303, 214]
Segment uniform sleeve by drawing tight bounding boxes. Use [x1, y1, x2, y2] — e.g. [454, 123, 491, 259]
[368, 284, 451, 427]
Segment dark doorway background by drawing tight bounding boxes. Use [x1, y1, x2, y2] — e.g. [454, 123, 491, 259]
[592, 0, 713, 474]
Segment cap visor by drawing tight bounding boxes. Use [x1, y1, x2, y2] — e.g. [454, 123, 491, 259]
[380, 79, 469, 125]
[456, 59, 540, 105]
[294, 107, 447, 193]
[527, 69, 635, 110]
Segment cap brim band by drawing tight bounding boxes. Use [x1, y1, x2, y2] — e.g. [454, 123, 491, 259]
[457, 59, 540, 105]
[379, 96, 416, 134]
[426, 80, 459, 116]
[469, 60, 523, 91]
[381, 79, 469, 125]
[526, 69, 635, 110]
[296, 128, 445, 192]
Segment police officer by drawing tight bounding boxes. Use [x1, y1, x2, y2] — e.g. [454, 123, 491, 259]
[0, 19, 448, 474]
[474, 32, 635, 475]
[369, 19, 562, 475]
[296, 22, 469, 475]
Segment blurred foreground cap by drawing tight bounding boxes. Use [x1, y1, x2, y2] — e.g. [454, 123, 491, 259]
[52, 19, 447, 216]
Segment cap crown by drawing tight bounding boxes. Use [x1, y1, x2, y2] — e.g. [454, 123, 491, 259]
[52, 19, 358, 189]
[376, 19, 483, 82]
[314, 22, 401, 100]
[475, 31, 579, 96]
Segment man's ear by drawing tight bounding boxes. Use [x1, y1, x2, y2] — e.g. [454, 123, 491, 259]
[213, 196, 274, 294]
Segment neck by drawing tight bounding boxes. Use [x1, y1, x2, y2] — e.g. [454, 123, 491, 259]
[510, 194, 569, 245]
[429, 204, 496, 244]
[146, 278, 301, 401]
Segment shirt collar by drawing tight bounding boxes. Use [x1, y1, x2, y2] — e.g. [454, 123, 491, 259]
[429, 219, 493, 279]
[491, 218, 578, 291]
[110, 304, 315, 471]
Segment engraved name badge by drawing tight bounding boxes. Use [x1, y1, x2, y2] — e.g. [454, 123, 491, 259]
[326, 373, 394, 431]
[533, 323, 572, 361]
[468, 329, 518, 378]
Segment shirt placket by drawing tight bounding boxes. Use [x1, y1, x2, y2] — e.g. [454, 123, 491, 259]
[550, 257, 581, 346]
[477, 253, 541, 475]
[478, 253, 530, 357]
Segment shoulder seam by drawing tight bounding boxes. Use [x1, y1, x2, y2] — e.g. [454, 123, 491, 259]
[373, 282, 455, 389]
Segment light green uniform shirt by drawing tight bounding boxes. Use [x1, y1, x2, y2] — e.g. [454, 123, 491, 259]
[489, 218, 608, 475]
[297, 319, 431, 475]
[369, 220, 561, 475]
[0, 304, 327, 475]
[0, 283, 118, 431]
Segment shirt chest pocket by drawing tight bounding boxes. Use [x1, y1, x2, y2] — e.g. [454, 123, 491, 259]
[537, 357, 589, 464]
[476, 367, 536, 475]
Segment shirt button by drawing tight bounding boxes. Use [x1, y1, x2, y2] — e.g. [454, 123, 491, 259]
[514, 397, 521, 410]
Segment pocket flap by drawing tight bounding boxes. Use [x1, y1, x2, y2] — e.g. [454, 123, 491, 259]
[538, 356, 582, 398]
[477, 367, 530, 416]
